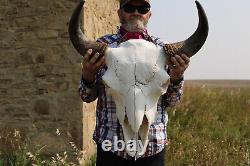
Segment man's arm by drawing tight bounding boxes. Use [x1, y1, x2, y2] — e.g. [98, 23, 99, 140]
[79, 75, 99, 103]
[162, 79, 184, 108]
[162, 54, 189, 108]
[78, 49, 105, 103]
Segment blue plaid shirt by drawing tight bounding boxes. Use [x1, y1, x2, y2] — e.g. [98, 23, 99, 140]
[79, 28, 184, 159]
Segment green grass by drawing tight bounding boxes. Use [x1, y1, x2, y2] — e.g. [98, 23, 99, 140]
[166, 85, 250, 165]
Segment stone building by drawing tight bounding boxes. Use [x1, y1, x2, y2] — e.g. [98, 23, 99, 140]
[0, 0, 119, 164]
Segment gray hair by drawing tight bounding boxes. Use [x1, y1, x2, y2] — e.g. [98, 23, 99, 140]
[120, 15, 148, 32]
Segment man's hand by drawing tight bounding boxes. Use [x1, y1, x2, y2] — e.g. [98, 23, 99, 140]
[81, 49, 105, 83]
[168, 54, 190, 83]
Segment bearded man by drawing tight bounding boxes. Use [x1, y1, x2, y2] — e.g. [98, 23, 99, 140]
[79, 0, 190, 165]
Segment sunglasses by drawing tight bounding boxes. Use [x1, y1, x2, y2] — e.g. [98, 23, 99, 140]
[122, 4, 150, 15]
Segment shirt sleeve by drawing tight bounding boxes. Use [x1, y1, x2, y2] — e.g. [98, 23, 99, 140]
[79, 65, 107, 103]
[161, 80, 184, 109]
[78, 74, 99, 103]
[79, 63, 109, 103]
[161, 65, 184, 109]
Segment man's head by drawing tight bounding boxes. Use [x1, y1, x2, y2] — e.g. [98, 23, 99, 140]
[118, 0, 152, 32]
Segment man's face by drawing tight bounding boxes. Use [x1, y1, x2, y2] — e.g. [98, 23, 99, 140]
[118, 1, 152, 32]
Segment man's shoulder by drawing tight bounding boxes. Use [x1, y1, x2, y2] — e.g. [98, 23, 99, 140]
[149, 35, 165, 47]
[96, 33, 166, 47]
[97, 34, 122, 44]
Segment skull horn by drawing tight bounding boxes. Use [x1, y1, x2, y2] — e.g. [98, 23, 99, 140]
[68, 0, 107, 56]
[164, 1, 209, 58]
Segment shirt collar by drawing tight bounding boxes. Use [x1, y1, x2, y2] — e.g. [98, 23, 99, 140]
[117, 26, 154, 43]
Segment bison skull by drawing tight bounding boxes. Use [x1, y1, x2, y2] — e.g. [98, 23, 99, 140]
[103, 39, 169, 157]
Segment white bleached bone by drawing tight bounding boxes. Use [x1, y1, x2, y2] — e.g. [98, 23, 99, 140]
[102, 39, 170, 158]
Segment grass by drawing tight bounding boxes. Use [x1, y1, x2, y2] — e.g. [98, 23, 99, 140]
[0, 129, 85, 166]
[1, 83, 250, 165]
[85, 154, 96, 166]
[166, 85, 250, 165]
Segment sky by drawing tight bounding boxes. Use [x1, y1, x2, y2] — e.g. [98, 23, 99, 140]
[148, 0, 250, 80]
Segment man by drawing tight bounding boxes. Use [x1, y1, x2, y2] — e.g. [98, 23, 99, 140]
[79, 0, 190, 165]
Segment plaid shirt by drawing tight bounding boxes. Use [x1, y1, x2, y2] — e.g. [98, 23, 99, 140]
[79, 28, 184, 159]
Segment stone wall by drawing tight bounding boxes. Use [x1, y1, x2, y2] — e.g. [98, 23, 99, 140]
[0, 0, 119, 164]
[81, 0, 119, 162]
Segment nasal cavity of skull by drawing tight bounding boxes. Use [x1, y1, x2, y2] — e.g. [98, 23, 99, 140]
[124, 110, 133, 130]
[138, 115, 149, 140]
[142, 115, 148, 125]
[123, 110, 148, 141]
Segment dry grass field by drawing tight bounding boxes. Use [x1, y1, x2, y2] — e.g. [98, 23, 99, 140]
[166, 80, 250, 165]
[1, 80, 249, 166]
[185, 80, 250, 88]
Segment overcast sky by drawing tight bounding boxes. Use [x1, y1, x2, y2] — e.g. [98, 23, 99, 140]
[148, 0, 250, 80]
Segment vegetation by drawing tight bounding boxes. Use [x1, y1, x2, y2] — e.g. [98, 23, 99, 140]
[1, 83, 249, 165]
[0, 129, 86, 166]
[166, 85, 250, 165]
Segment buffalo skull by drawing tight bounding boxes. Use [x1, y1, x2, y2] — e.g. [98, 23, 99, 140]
[68, 0, 209, 158]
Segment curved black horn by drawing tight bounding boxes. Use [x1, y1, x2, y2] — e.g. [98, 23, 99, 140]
[164, 1, 209, 58]
[68, 0, 107, 56]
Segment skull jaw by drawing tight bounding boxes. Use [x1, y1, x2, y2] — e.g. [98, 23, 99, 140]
[122, 113, 153, 158]
[115, 93, 159, 158]
[105, 86, 159, 158]
[104, 83, 166, 158]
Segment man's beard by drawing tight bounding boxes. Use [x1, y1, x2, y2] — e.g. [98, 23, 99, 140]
[121, 16, 148, 32]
